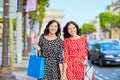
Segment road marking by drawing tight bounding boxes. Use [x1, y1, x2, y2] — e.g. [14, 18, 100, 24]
[95, 71, 99, 74]
[94, 75, 104, 80]
[104, 76, 110, 80]
[99, 74, 103, 76]
[112, 72, 117, 75]
[94, 71, 110, 80]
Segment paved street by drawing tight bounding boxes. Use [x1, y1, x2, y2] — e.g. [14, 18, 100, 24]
[1, 43, 120, 80]
[0, 43, 37, 80]
[90, 62, 120, 80]
[12, 58, 36, 80]
[0, 53, 37, 80]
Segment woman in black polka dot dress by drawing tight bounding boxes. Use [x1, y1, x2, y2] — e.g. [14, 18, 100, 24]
[38, 20, 63, 80]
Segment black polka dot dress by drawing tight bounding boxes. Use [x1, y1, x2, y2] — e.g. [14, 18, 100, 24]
[38, 35, 63, 80]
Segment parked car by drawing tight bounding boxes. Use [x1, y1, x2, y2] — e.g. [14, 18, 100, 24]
[87, 40, 100, 59]
[102, 39, 120, 44]
[89, 41, 120, 66]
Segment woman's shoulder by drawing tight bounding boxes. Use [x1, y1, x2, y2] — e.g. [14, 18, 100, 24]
[81, 35, 87, 40]
[38, 34, 44, 40]
[80, 35, 87, 43]
[57, 37, 64, 42]
[64, 38, 71, 43]
[39, 33, 44, 38]
[64, 38, 70, 41]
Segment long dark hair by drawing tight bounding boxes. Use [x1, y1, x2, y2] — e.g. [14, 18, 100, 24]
[44, 20, 61, 37]
[63, 21, 81, 38]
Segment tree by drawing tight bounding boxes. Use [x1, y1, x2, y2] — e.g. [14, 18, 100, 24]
[22, 0, 49, 33]
[28, 0, 49, 33]
[114, 14, 120, 28]
[81, 23, 96, 35]
[99, 12, 116, 30]
[0, 18, 3, 23]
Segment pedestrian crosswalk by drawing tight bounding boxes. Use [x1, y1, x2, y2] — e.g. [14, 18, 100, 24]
[94, 71, 115, 80]
[95, 74, 110, 80]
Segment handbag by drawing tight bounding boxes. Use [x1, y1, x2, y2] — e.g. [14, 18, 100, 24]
[27, 47, 45, 79]
[84, 63, 94, 80]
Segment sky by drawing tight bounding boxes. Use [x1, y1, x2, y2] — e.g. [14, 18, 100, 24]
[47, 0, 112, 27]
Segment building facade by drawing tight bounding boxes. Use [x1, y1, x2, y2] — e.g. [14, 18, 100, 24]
[90, 0, 120, 40]
[106, 0, 120, 15]
[105, 0, 120, 39]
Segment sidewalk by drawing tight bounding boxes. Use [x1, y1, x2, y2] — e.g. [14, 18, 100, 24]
[12, 57, 36, 80]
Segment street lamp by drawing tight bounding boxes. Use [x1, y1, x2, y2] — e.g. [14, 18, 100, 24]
[26, 13, 32, 53]
[22, 12, 29, 56]
[0, 0, 16, 79]
[22, 0, 31, 56]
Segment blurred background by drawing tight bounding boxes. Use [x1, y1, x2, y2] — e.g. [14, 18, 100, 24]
[0, 0, 120, 80]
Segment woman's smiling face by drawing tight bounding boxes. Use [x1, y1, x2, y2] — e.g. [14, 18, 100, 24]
[48, 22, 58, 35]
[67, 23, 77, 36]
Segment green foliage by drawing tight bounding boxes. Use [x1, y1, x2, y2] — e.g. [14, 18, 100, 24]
[28, 0, 49, 33]
[99, 12, 116, 30]
[114, 14, 120, 27]
[22, 0, 49, 33]
[81, 23, 96, 35]
[0, 18, 3, 23]
[13, 19, 16, 30]
[37, 0, 49, 26]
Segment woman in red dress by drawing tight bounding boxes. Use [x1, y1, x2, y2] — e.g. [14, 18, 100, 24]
[62, 21, 88, 80]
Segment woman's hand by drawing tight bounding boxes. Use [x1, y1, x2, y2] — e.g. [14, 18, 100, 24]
[33, 45, 41, 50]
[62, 73, 67, 80]
[62, 63, 67, 80]
[82, 59, 88, 65]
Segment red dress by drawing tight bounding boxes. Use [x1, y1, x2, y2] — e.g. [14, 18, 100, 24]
[64, 36, 87, 80]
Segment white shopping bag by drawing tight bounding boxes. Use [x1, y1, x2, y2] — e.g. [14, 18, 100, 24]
[84, 64, 93, 80]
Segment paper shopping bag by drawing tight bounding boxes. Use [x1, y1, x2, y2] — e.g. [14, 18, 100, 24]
[27, 55, 44, 79]
[84, 64, 94, 80]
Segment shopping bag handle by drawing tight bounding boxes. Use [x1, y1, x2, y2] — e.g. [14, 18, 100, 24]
[85, 62, 92, 67]
[32, 47, 39, 57]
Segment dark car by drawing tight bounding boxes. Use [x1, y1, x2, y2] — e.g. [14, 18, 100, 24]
[87, 40, 100, 59]
[89, 41, 120, 66]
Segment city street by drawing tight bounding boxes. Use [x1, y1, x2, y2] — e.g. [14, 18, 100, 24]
[90, 62, 120, 80]
[1, 43, 120, 80]
[0, 43, 36, 80]
[0, 0, 120, 80]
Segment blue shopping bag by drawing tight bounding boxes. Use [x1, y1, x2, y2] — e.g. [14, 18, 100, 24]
[27, 48, 44, 79]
